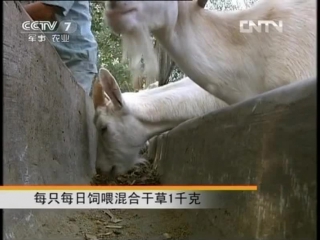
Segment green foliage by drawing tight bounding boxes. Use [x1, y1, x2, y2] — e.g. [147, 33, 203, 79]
[207, 0, 257, 10]
[90, 2, 132, 92]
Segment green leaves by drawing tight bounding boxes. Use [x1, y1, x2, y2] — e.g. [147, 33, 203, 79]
[90, 2, 132, 92]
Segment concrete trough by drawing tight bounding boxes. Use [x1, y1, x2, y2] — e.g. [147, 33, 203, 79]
[3, 1, 96, 238]
[154, 77, 317, 239]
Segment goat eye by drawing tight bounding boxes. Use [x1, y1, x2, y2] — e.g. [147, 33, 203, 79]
[101, 126, 108, 134]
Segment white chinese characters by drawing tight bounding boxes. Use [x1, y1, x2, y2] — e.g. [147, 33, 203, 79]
[27, 33, 70, 43]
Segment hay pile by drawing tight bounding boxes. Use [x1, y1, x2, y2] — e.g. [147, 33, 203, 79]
[91, 151, 161, 185]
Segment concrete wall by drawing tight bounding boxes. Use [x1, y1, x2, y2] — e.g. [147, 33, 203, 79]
[153, 78, 317, 239]
[3, 1, 96, 239]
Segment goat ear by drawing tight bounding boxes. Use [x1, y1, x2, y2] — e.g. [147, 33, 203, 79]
[99, 68, 123, 110]
[197, 0, 208, 8]
[93, 80, 106, 110]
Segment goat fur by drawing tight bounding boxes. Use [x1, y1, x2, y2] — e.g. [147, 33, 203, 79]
[104, 0, 316, 104]
[93, 68, 228, 176]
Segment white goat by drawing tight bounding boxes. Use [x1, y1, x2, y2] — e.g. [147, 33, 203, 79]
[93, 68, 228, 176]
[139, 81, 159, 92]
[104, 0, 316, 105]
[146, 81, 159, 89]
[140, 80, 159, 149]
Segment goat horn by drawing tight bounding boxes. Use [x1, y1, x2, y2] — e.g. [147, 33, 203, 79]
[197, 0, 208, 8]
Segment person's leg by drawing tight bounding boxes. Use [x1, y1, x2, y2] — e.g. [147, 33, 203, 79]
[72, 71, 97, 96]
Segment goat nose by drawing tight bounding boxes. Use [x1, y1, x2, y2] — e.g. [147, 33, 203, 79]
[108, 1, 118, 9]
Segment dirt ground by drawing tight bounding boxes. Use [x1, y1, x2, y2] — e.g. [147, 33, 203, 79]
[52, 208, 192, 240]
[49, 151, 193, 240]
[4, 139, 218, 240]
